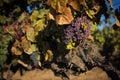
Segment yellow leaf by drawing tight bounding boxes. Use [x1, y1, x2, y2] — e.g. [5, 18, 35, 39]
[26, 26, 36, 42]
[56, 0, 67, 13]
[45, 53, 48, 61]
[45, 50, 53, 61]
[21, 37, 31, 54]
[50, 0, 57, 10]
[18, 12, 29, 22]
[66, 40, 75, 50]
[33, 19, 46, 31]
[30, 10, 39, 21]
[26, 44, 38, 55]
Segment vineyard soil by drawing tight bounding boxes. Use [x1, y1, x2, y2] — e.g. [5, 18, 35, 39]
[4, 67, 111, 80]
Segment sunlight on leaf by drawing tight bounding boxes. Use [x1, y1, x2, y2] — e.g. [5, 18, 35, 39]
[56, 0, 67, 13]
[45, 50, 53, 61]
[26, 26, 36, 42]
[68, 0, 80, 11]
[30, 10, 39, 21]
[26, 44, 38, 55]
[50, 0, 67, 13]
[21, 37, 31, 54]
[56, 7, 73, 25]
[33, 19, 46, 31]
[50, 0, 57, 10]
[47, 12, 55, 20]
[66, 40, 75, 50]
[87, 35, 93, 40]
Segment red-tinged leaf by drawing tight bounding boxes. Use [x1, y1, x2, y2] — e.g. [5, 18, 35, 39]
[11, 40, 23, 55]
[87, 35, 93, 40]
[4, 25, 16, 36]
[68, 0, 80, 11]
[33, 19, 46, 31]
[56, 0, 67, 13]
[56, 7, 73, 25]
[47, 12, 55, 20]
[79, 0, 86, 6]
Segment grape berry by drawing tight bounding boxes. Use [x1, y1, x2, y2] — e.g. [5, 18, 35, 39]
[63, 16, 91, 47]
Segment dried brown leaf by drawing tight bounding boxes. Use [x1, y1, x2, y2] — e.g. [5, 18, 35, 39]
[56, 7, 73, 25]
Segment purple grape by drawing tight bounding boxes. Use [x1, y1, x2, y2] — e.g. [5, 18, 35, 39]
[63, 16, 91, 48]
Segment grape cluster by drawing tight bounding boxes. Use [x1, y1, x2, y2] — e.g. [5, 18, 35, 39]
[63, 16, 91, 47]
[30, 51, 41, 67]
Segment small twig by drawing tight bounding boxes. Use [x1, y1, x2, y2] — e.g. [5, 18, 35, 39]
[17, 60, 28, 68]
[78, 48, 88, 62]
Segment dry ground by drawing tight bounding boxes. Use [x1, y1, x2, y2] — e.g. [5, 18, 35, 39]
[3, 67, 111, 80]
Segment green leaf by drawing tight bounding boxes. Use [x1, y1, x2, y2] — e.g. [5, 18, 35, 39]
[26, 26, 36, 42]
[33, 19, 46, 31]
[30, 10, 39, 21]
[0, 15, 7, 24]
[26, 44, 38, 55]
[18, 12, 29, 22]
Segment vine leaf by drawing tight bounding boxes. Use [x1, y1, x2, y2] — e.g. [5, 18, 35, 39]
[30, 10, 39, 21]
[45, 50, 53, 62]
[50, 0, 67, 13]
[26, 44, 38, 55]
[33, 19, 46, 31]
[18, 12, 29, 22]
[4, 25, 16, 36]
[21, 37, 31, 54]
[47, 12, 55, 20]
[11, 40, 23, 55]
[68, 0, 80, 11]
[21, 37, 38, 55]
[87, 35, 93, 40]
[56, 7, 73, 25]
[86, 4, 100, 19]
[56, 0, 67, 13]
[50, 0, 57, 10]
[26, 25, 36, 42]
